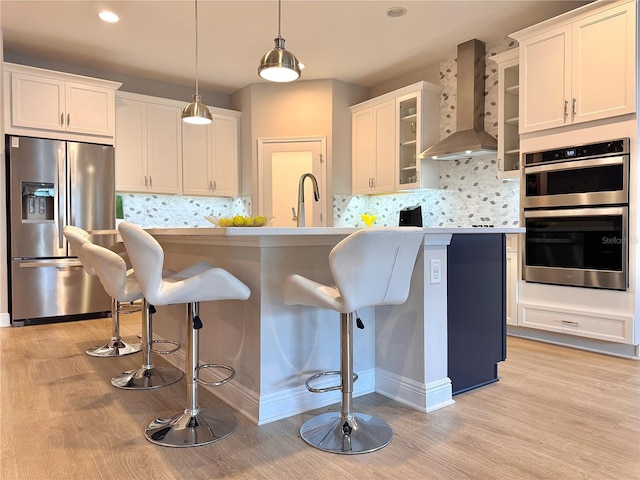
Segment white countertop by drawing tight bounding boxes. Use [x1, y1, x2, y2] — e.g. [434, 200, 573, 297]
[146, 226, 524, 236]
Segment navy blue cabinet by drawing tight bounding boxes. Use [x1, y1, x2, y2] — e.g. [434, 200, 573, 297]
[447, 233, 507, 395]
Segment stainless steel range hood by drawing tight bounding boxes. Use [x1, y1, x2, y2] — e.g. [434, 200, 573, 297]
[419, 39, 497, 161]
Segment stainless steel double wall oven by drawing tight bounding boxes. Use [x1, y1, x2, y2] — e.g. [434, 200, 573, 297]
[522, 138, 630, 291]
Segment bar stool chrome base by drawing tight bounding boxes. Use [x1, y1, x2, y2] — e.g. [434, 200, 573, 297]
[85, 338, 140, 357]
[111, 302, 182, 390]
[111, 366, 182, 390]
[145, 409, 238, 447]
[300, 412, 392, 454]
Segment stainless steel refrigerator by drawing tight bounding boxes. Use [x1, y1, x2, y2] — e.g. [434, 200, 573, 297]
[6, 135, 115, 325]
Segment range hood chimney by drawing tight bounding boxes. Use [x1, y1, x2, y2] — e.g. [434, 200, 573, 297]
[419, 39, 497, 161]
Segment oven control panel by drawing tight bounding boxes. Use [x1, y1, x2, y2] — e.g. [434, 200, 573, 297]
[525, 138, 629, 166]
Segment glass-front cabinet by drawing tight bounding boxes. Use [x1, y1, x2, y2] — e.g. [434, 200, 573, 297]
[490, 48, 520, 179]
[396, 87, 440, 190]
[397, 95, 419, 187]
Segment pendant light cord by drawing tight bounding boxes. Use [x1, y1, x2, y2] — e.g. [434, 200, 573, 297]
[194, 0, 200, 95]
[277, 0, 282, 38]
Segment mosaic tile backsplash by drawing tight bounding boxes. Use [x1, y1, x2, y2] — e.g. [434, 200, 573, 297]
[121, 37, 520, 229]
[119, 193, 251, 228]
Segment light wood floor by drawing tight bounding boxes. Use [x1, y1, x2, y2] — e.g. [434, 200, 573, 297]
[1, 313, 639, 480]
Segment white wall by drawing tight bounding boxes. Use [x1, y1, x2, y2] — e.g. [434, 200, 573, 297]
[230, 79, 368, 222]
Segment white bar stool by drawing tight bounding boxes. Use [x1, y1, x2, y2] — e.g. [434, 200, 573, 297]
[282, 227, 424, 454]
[63, 226, 140, 357]
[82, 243, 183, 390]
[118, 222, 251, 448]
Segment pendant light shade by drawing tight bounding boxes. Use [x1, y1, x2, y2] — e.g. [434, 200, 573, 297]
[183, 94, 212, 124]
[258, 0, 301, 82]
[183, 0, 212, 124]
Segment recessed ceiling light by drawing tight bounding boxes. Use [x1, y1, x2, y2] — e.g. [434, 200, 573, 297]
[386, 7, 407, 18]
[98, 10, 119, 23]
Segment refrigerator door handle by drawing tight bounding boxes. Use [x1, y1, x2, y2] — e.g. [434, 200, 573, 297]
[57, 146, 67, 249]
[18, 259, 84, 269]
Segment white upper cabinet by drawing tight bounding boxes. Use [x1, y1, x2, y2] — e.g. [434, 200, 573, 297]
[182, 110, 240, 197]
[351, 81, 440, 195]
[351, 99, 396, 194]
[4, 63, 120, 142]
[513, 0, 636, 134]
[115, 92, 183, 194]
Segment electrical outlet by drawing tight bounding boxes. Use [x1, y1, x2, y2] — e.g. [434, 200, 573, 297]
[430, 259, 441, 284]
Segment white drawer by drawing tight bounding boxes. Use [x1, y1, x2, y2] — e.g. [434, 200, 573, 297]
[519, 303, 633, 344]
[506, 233, 519, 252]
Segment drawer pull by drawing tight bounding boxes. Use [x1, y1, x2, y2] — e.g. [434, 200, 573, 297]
[561, 320, 580, 326]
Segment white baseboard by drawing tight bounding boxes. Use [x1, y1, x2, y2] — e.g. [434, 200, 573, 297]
[376, 368, 454, 413]
[157, 337, 376, 425]
[0, 313, 11, 327]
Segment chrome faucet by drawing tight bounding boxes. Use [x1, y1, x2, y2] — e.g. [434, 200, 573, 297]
[294, 173, 319, 227]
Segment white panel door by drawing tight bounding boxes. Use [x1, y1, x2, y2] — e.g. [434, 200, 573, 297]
[258, 138, 326, 227]
[115, 97, 147, 192]
[182, 121, 212, 196]
[519, 26, 570, 133]
[65, 82, 114, 137]
[146, 103, 183, 194]
[11, 73, 65, 132]
[211, 114, 239, 197]
[572, 2, 636, 124]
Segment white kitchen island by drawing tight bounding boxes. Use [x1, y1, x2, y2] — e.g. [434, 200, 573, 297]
[145, 226, 522, 425]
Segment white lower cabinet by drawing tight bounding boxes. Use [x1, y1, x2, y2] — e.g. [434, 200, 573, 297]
[505, 234, 519, 326]
[518, 303, 633, 344]
[115, 92, 183, 194]
[182, 111, 240, 197]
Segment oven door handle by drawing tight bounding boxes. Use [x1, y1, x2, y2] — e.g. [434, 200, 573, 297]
[524, 155, 625, 174]
[524, 206, 627, 219]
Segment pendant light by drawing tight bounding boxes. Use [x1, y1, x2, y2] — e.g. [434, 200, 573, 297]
[258, 0, 301, 82]
[182, 0, 212, 124]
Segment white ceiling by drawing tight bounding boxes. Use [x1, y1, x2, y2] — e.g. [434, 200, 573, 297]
[1, 1, 592, 95]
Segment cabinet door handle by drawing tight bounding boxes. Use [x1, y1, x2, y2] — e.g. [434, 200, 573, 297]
[563, 100, 568, 119]
[60, 113, 64, 126]
[213, 180, 217, 191]
[67, 113, 70, 127]
[149, 176, 152, 188]
[572, 98, 576, 118]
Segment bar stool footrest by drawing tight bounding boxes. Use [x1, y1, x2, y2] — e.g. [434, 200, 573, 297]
[195, 363, 236, 387]
[117, 303, 142, 315]
[151, 339, 180, 355]
[305, 370, 359, 393]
